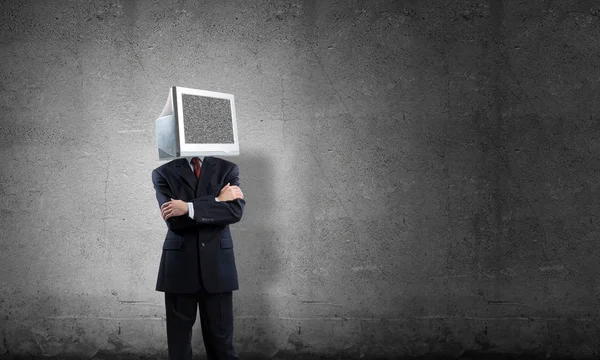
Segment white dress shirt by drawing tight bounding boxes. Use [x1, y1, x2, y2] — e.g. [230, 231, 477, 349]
[182, 156, 219, 220]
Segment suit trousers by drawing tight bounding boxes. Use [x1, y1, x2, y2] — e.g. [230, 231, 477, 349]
[165, 288, 238, 360]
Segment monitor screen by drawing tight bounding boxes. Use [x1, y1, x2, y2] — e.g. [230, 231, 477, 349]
[175, 87, 239, 156]
[181, 94, 234, 144]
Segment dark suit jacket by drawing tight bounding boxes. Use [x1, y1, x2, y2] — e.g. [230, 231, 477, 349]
[151, 156, 245, 294]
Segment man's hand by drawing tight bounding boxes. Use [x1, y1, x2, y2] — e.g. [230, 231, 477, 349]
[161, 198, 189, 220]
[218, 183, 244, 202]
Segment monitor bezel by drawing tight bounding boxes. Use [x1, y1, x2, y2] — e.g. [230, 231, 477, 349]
[173, 86, 239, 156]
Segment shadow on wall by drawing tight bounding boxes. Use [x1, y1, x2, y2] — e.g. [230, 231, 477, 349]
[209, 153, 281, 357]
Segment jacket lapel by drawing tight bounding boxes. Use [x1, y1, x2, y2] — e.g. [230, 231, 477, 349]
[196, 156, 214, 195]
[174, 158, 197, 191]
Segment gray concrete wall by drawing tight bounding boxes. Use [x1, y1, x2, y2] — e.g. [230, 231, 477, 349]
[1, 0, 599, 358]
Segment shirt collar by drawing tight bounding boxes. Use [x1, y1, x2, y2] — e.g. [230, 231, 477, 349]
[183, 156, 203, 164]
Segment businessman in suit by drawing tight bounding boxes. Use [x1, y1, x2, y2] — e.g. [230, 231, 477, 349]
[152, 155, 245, 360]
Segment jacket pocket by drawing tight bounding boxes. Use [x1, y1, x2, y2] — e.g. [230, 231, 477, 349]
[220, 237, 233, 249]
[163, 238, 183, 250]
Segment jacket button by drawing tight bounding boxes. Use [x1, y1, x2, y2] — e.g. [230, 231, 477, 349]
[201, 242, 205, 247]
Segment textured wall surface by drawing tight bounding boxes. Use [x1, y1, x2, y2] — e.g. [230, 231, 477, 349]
[1, 0, 599, 358]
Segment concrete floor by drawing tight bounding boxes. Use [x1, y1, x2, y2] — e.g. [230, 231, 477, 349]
[0, 352, 590, 360]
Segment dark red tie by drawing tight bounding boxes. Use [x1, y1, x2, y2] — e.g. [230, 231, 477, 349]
[191, 157, 201, 179]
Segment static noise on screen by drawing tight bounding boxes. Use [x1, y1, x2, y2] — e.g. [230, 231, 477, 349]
[182, 94, 234, 144]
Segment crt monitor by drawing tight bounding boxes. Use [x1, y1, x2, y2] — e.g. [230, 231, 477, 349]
[155, 86, 239, 160]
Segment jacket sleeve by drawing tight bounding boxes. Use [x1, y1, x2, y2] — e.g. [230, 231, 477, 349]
[189, 164, 245, 226]
[152, 169, 199, 230]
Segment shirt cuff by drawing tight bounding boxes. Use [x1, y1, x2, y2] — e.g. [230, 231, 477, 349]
[188, 202, 194, 219]
[215, 197, 220, 202]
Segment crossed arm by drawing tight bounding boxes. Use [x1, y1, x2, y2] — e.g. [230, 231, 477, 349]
[151, 166, 245, 230]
